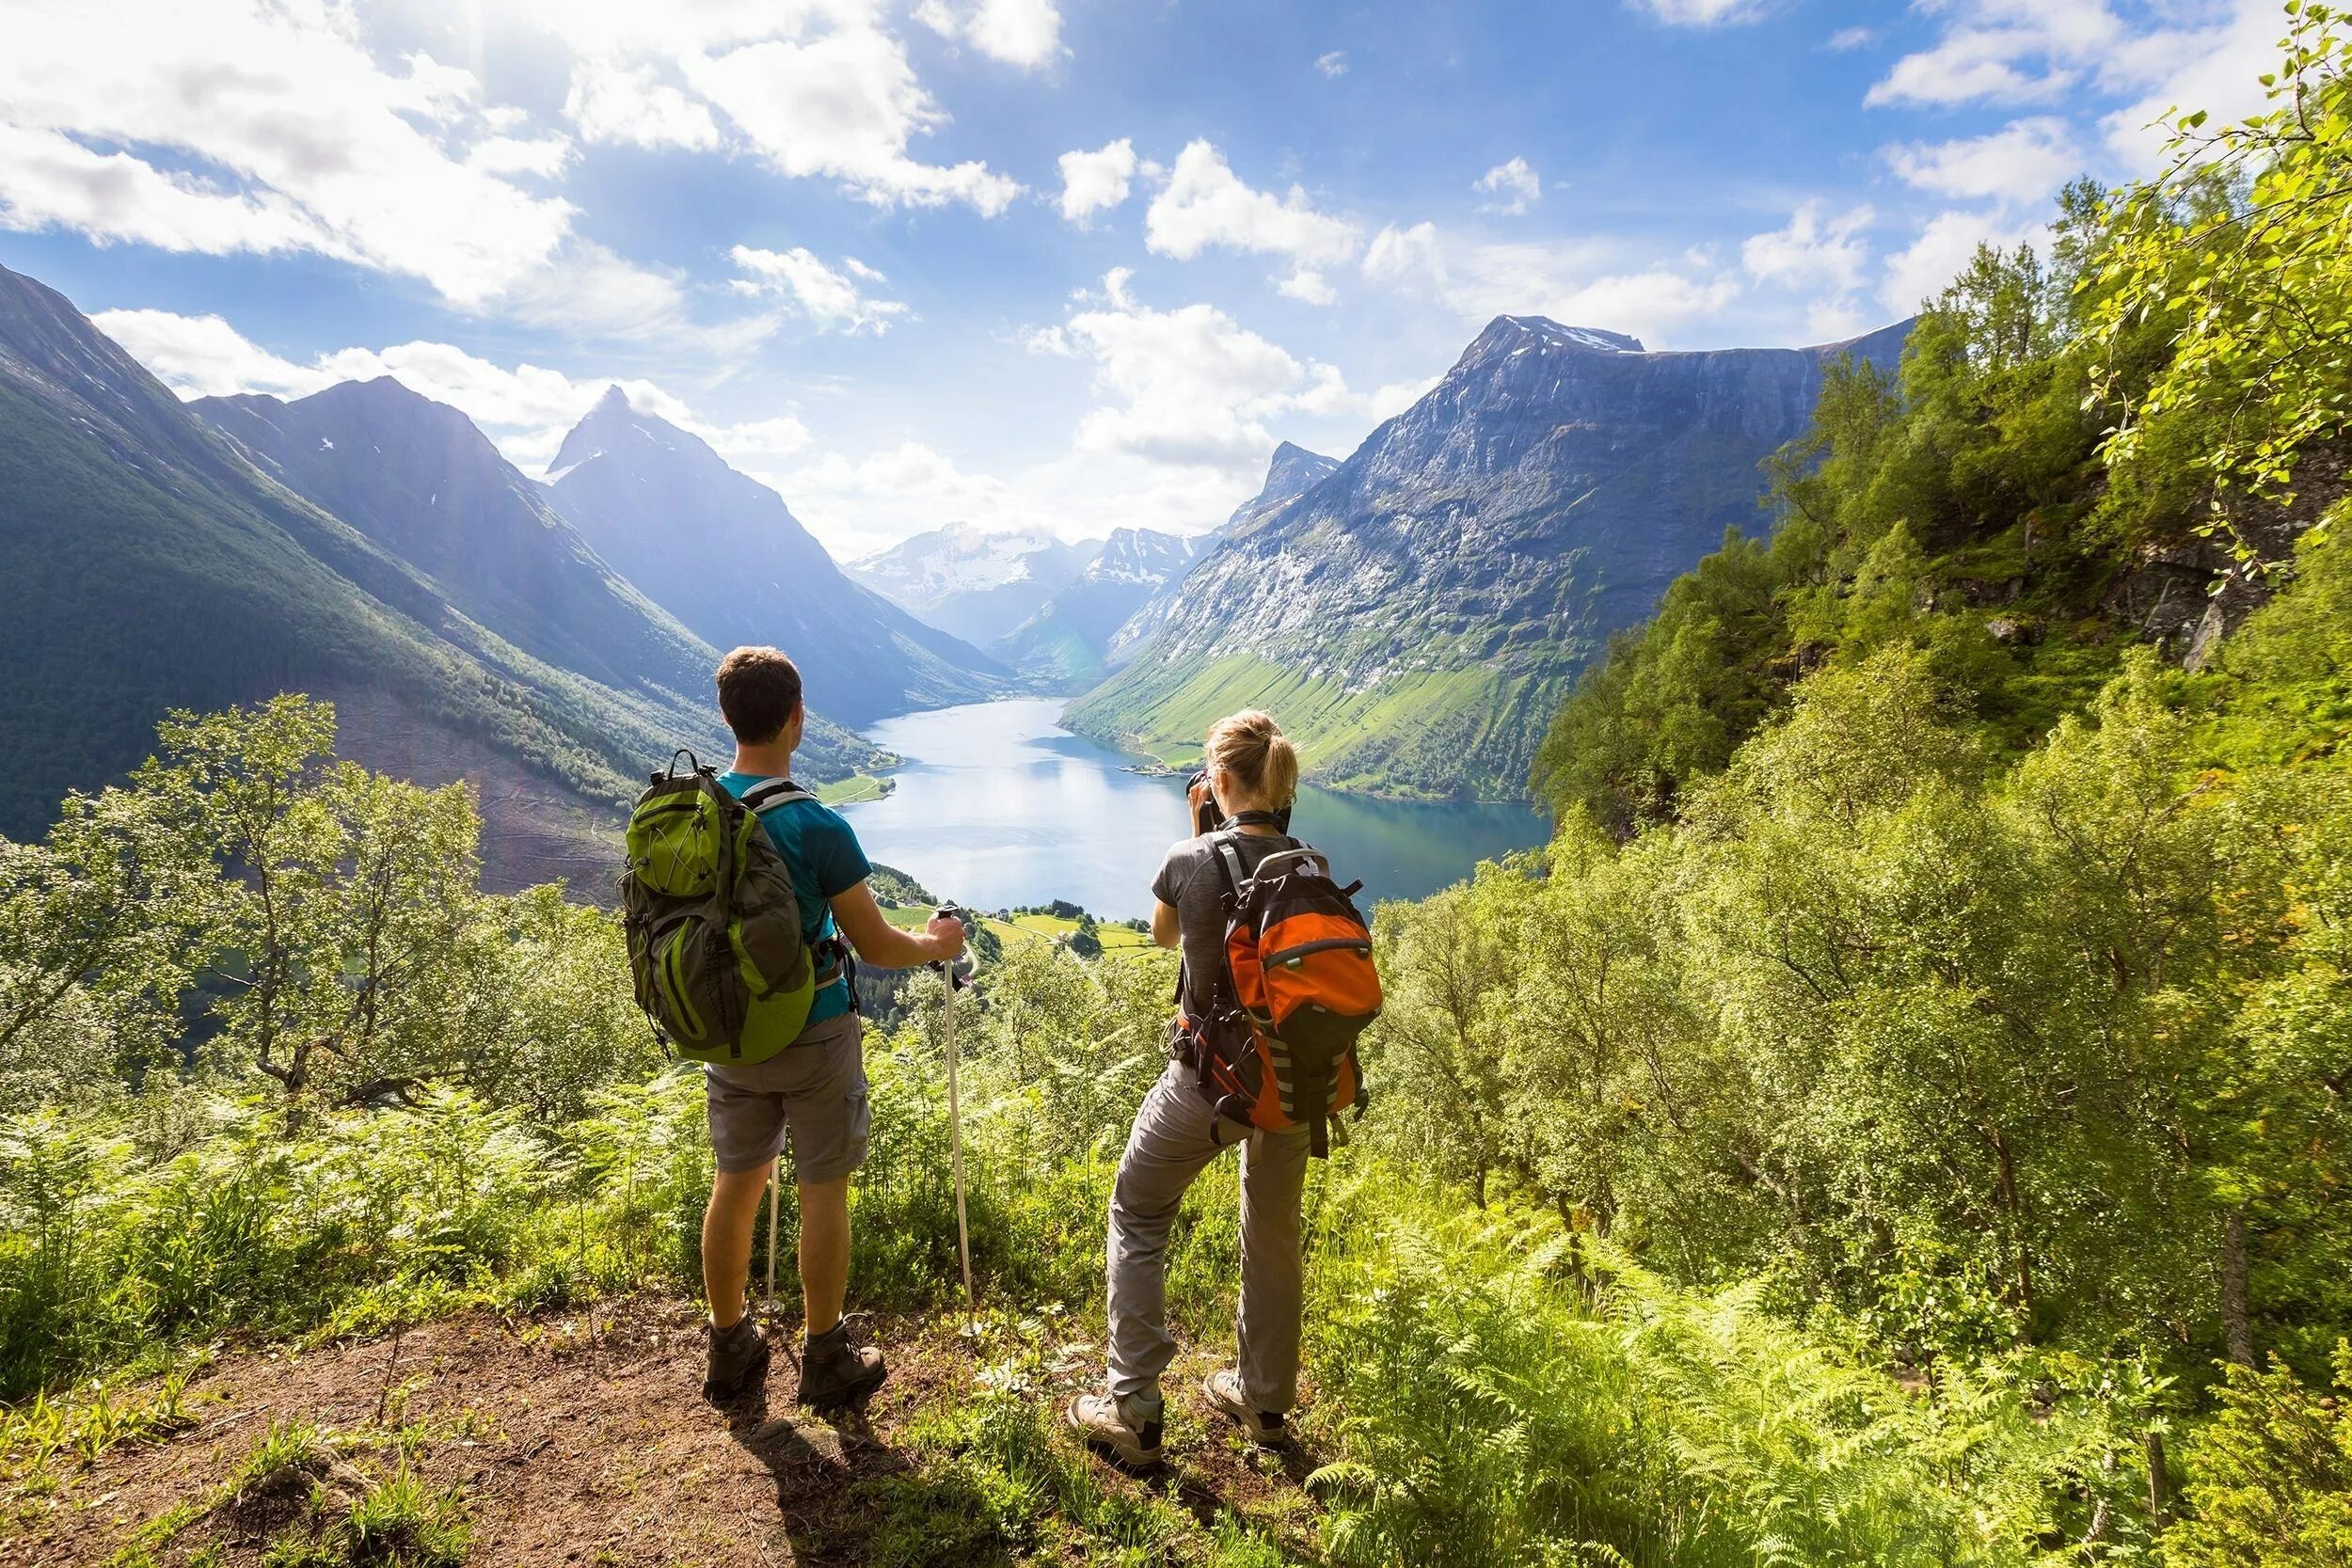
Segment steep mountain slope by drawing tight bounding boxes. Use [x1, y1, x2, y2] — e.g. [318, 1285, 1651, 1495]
[543, 390, 1005, 724]
[850, 524, 1098, 647]
[1066, 316, 1912, 800]
[1102, 442, 1337, 669]
[195, 380, 709, 700]
[990, 528, 1203, 687]
[1226, 440, 1341, 535]
[0, 263, 880, 889]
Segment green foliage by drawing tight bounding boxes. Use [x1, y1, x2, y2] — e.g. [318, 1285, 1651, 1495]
[2164, 1347, 2352, 1566]
[2090, 3, 2352, 531]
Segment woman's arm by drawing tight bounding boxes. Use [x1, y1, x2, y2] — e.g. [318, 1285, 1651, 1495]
[1152, 898, 1181, 950]
[829, 880, 966, 970]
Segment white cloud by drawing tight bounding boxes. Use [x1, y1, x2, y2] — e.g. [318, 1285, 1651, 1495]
[1473, 156, 1543, 216]
[1886, 117, 2082, 204]
[1879, 210, 2047, 315]
[0, 1, 599, 311]
[780, 440, 1028, 555]
[563, 60, 723, 150]
[532, 1, 1024, 215]
[684, 31, 1022, 214]
[914, 0, 1065, 69]
[1057, 138, 1138, 226]
[1362, 219, 1740, 345]
[90, 308, 337, 400]
[1861, 0, 2275, 160]
[1365, 374, 1440, 422]
[1144, 140, 1361, 296]
[1828, 26, 1877, 51]
[1629, 0, 1768, 24]
[1277, 267, 1339, 306]
[1042, 271, 1374, 473]
[1741, 201, 1874, 293]
[88, 305, 806, 475]
[0, 125, 329, 261]
[466, 135, 576, 180]
[1316, 51, 1349, 77]
[730, 245, 911, 334]
[2098, 0, 2282, 165]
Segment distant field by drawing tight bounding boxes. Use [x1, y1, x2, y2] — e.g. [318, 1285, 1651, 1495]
[878, 902, 1153, 956]
[816, 773, 895, 807]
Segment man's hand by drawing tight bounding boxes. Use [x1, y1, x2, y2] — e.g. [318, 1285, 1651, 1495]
[926, 912, 968, 963]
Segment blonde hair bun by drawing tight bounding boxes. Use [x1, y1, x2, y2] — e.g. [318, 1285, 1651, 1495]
[1204, 709, 1298, 809]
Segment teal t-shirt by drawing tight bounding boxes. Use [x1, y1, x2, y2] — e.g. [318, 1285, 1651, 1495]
[719, 772, 872, 1024]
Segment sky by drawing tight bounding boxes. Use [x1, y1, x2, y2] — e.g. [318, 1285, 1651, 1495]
[0, 0, 2296, 558]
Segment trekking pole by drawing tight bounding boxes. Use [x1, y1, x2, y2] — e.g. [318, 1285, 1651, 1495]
[765, 1164, 780, 1311]
[930, 905, 979, 1334]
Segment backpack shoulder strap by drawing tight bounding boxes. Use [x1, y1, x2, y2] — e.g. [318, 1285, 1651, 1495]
[740, 777, 815, 816]
[1211, 832, 1254, 908]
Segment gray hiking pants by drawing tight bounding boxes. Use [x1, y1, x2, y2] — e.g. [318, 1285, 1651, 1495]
[1105, 1060, 1311, 1414]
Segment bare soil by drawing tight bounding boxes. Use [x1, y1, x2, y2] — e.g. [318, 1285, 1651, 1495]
[1, 1297, 1321, 1566]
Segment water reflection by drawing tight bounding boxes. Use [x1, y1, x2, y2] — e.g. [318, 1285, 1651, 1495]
[839, 698, 1550, 920]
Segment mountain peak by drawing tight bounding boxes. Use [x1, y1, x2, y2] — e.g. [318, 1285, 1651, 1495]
[1468, 316, 1646, 361]
[1228, 440, 1340, 534]
[548, 387, 691, 479]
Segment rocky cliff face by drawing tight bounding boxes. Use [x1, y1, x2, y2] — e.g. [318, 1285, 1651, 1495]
[1101, 443, 1338, 669]
[1066, 315, 1913, 800]
[544, 389, 1005, 724]
[1225, 440, 1341, 536]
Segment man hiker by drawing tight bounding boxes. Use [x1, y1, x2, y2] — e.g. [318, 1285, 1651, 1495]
[701, 645, 965, 1407]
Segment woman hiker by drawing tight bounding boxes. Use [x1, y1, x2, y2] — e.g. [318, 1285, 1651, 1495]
[1067, 709, 1310, 1467]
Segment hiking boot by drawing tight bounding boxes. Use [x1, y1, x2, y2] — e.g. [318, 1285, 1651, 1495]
[1067, 1388, 1163, 1468]
[1202, 1369, 1285, 1447]
[796, 1322, 887, 1411]
[703, 1316, 771, 1401]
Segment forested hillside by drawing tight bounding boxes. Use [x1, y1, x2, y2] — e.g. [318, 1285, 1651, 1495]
[0, 267, 887, 890]
[7, 11, 2352, 1566]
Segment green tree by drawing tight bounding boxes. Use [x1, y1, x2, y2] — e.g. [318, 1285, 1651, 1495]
[2091, 1, 2352, 535]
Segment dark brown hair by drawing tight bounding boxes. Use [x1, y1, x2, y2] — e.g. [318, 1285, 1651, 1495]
[715, 646, 803, 744]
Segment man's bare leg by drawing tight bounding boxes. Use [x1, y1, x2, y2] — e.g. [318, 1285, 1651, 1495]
[798, 1174, 850, 1338]
[703, 1161, 773, 1329]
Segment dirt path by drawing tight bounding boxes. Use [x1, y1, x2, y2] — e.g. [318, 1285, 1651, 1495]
[1, 1298, 1322, 1566]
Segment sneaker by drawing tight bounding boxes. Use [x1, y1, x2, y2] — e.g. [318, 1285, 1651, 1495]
[703, 1317, 771, 1401]
[796, 1322, 887, 1411]
[1067, 1389, 1164, 1468]
[1201, 1369, 1285, 1447]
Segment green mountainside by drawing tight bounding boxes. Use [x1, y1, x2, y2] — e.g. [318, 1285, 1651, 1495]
[1536, 214, 2343, 838]
[0, 263, 882, 888]
[1066, 317, 1910, 800]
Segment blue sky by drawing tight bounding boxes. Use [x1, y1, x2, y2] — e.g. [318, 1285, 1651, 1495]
[0, 0, 2293, 555]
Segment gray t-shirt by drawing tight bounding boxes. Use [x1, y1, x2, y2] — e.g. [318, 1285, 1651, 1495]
[1152, 827, 1295, 1020]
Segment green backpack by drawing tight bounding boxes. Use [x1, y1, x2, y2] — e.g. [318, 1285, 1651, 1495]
[619, 753, 829, 1066]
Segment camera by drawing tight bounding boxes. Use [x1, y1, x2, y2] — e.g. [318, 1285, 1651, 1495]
[1186, 768, 1223, 835]
[1186, 768, 1291, 835]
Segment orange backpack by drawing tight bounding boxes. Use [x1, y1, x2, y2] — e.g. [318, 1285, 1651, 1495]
[1175, 822, 1381, 1157]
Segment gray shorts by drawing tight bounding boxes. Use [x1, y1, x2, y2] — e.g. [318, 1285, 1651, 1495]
[702, 1010, 869, 1181]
